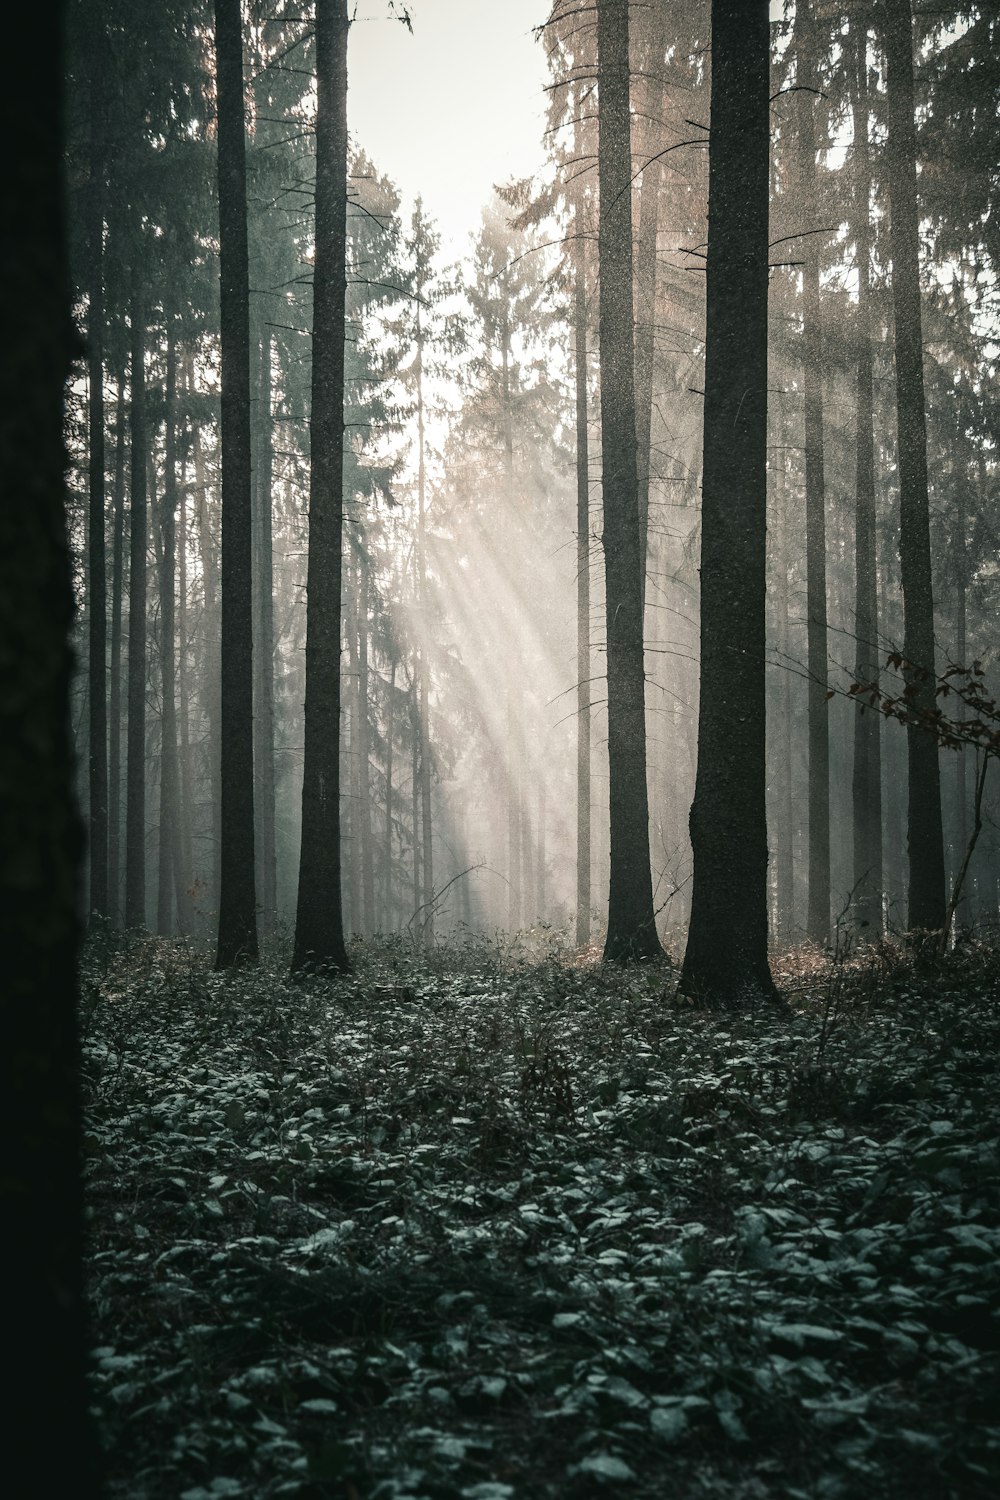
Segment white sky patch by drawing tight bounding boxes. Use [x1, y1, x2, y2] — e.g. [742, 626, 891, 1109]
[348, 0, 549, 262]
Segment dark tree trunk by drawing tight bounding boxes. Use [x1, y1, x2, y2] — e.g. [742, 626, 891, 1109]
[192, 410, 222, 910]
[214, 0, 259, 967]
[177, 463, 195, 921]
[346, 555, 362, 931]
[850, 17, 884, 935]
[292, 0, 351, 971]
[795, 7, 831, 944]
[87, 21, 108, 920]
[124, 271, 147, 930]
[108, 365, 127, 922]
[415, 301, 435, 943]
[157, 322, 190, 935]
[633, 0, 666, 614]
[574, 114, 592, 949]
[358, 561, 376, 932]
[252, 329, 277, 935]
[384, 652, 397, 930]
[596, 0, 660, 962]
[680, 0, 777, 1006]
[0, 6, 101, 1482]
[883, 0, 946, 933]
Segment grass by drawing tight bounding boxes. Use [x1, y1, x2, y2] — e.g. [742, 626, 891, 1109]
[81, 930, 1000, 1498]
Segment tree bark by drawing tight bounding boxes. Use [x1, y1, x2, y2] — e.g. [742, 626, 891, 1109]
[157, 320, 190, 935]
[214, 0, 259, 967]
[86, 20, 108, 920]
[574, 112, 592, 949]
[680, 0, 777, 1006]
[633, 0, 666, 616]
[253, 328, 277, 935]
[884, 0, 946, 933]
[124, 270, 147, 930]
[596, 0, 660, 962]
[795, 6, 831, 944]
[358, 559, 376, 932]
[850, 16, 884, 935]
[108, 364, 127, 923]
[0, 5, 101, 1481]
[415, 297, 435, 943]
[292, 0, 351, 971]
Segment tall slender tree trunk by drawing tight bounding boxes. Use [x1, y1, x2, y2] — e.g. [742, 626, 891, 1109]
[358, 560, 376, 932]
[108, 365, 126, 922]
[633, 0, 666, 615]
[954, 470, 969, 923]
[415, 306, 434, 943]
[596, 0, 660, 962]
[191, 409, 222, 910]
[795, 7, 831, 943]
[214, 0, 259, 967]
[411, 690, 421, 929]
[574, 115, 592, 949]
[680, 0, 777, 1006]
[384, 652, 396, 930]
[157, 321, 190, 935]
[500, 324, 523, 933]
[884, 0, 946, 934]
[345, 554, 362, 931]
[253, 329, 277, 935]
[850, 17, 884, 934]
[124, 271, 147, 931]
[177, 457, 195, 921]
[1, 6, 101, 1473]
[86, 27, 108, 920]
[292, 0, 351, 971]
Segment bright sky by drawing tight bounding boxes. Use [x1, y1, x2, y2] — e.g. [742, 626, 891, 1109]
[347, 0, 550, 262]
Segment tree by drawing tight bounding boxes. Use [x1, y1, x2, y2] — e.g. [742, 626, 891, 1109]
[214, 0, 259, 967]
[292, 0, 351, 972]
[0, 3, 101, 1485]
[794, 2, 831, 944]
[850, 12, 883, 933]
[86, 6, 108, 920]
[573, 107, 593, 948]
[124, 265, 147, 930]
[596, 0, 661, 962]
[680, 0, 778, 1005]
[883, 0, 946, 932]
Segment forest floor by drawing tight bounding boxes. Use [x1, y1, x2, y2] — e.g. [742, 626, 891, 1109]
[82, 928, 1000, 1499]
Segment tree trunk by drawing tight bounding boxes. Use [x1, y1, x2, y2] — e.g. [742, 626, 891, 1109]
[415, 299, 435, 943]
[850, 16, 884, 935]
[358, 560, 376, 932]
[883, 0, 946, 933]
[795, 7, 831, 944]
[292, 0, 351, 971]
[177, 453, 195, 923]
[384, 652, 396, 930]
[346, 553, 362, 932]
[680, 0, 777, 1005]
[633, 0, 666, 615]
[191, 409, 222, 911]
[86, 25, 108, 920]
[124, 270, 147, 931]
[214, 0, 259, 967]
[0, 7, 101, 1476]
[108, 364, 126, 924]
[157, 321, 190, 935]
[596, 0, 660, 962]
[574, 112, 592, 949]
[253, 328, 278, 935]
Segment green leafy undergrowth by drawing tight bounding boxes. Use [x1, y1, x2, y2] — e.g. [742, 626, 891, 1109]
[81, 935, 1000, 1498]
